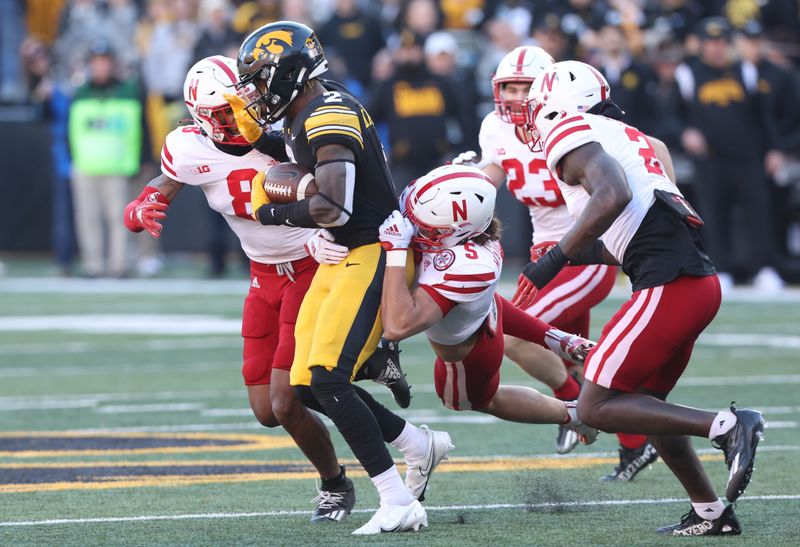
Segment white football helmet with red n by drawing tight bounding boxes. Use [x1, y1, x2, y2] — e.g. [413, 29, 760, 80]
[492, 46, 554, 126]
[404, 165, 496, 251]
[183, 56, 250, 146]
[524, 60, 610, 148]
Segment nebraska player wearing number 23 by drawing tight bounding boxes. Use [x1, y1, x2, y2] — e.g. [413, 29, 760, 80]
[123, 56, 359, 523]
[473, 46, 628, 459]
[523, 60, 765, 536]
[380, 165, 598, 449]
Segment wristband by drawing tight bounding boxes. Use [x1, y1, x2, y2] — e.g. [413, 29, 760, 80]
[257, 199, 317, 228]
[522, 244, 569, 289]
[386, 249, 407, 267]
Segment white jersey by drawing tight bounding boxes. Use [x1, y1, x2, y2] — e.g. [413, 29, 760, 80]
[418, 240, 503, 346]
[539, 113, 677, 263]
[160, 126, 311, 264]
[479, 113, 574, 244]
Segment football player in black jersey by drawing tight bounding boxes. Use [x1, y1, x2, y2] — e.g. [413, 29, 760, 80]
[228, 21, 450, 534]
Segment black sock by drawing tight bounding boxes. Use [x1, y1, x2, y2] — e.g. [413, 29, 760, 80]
[320, 464, 347, 491]
[352, 384, 405, 442]
[310, 366, 394, 477]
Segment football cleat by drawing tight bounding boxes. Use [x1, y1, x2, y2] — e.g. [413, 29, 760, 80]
[656, 504, 741, 536]
[356, 338, 412, 408]
[405, 425, 454, 501]
[544, 328, 595, 365]
[310, 469, 356, 523]
[712, 403, 765, 502]
[564, 401, 598, 445]
[351, 499, 428, 535]
[601, 441, 658, 482]
[555, 424, 579, 454]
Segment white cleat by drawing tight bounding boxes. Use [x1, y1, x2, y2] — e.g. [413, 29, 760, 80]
[564, 401, 598, 445]
[405, 425, 454, 501]
[351, 500, 428, 535]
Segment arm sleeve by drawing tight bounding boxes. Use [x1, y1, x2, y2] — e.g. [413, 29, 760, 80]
[252, 131, 290, 162]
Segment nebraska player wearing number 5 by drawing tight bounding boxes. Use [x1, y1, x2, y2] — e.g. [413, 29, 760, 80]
[380, 165, 598, 452]
[123, 56, 360, 523]
[523, 61, 765, 536]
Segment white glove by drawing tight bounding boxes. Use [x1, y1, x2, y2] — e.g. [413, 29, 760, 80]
[379, 210, 415, 251]
[451, 150, 478, 165]
[305, 229, 349, 265]
[544, 328, 596, 365]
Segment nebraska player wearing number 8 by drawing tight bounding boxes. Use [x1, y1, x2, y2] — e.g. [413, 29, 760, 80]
[523, 60, 766, 535]
[381, 165, 598, 450]
[123, 56, 363, 522]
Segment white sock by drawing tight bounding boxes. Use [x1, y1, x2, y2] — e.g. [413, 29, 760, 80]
[691, 499, 725, 521]
[371, 465, 414, 507]
[708, 410, 737, 440]
[390, 421, 429, 462]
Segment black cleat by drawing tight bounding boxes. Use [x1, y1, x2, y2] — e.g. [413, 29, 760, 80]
[656, 504, 741, 536]
[601, 441, 658, 482]
[358, 338, 412, 408]
[712, 403, 765, 502]
[311, 468, 356, 523]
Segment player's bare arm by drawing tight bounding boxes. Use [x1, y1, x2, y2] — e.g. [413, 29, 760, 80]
[480, 163, 506, 188]
[124, 174, 184, 239]
[381, 272, 444, 340]
[649, 136, 676, 184]
[311, 143, 355, 227]
[252, 143, 354, 229]
[557, 142, 631, 259]
[146, 173, 184, 201]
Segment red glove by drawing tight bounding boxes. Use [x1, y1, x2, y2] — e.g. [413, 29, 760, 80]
[511, 273, 538, 309]
[530, 240, 557, 261]
[124, 187, 170, 238]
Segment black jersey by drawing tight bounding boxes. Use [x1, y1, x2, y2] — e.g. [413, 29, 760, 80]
[622, 200, 716, 292]
[283, 80, 397, 249]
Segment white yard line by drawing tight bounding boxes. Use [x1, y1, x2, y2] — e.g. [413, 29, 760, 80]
[1, 494, 798, 528]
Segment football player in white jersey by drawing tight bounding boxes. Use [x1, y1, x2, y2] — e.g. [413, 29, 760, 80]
[521, 61, 766, 536]
[123, 56, 409, 524]
[461, 46, 653, 471]
[378, 165, 599, 443]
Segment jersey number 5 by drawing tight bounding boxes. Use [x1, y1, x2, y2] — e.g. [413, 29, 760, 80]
[226, 168, 259, 220]
[625, 126, 664, 176]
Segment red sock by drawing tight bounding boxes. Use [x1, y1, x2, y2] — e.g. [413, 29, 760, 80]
[617, 433, 647, 450]
[553, 375, 580, 401]
[498, 296, 549, 346]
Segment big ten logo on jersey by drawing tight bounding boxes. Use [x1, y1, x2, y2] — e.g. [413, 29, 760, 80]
[502, 157, 565, 207]
[191, 165, 211, 175]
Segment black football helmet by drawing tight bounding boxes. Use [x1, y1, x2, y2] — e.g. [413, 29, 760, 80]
[236, 21, 328, 124]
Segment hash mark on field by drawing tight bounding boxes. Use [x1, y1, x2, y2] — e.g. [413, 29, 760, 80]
[1, 495, 798, 527]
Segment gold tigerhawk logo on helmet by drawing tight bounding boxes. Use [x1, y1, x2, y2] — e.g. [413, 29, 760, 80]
[252, 30, 294, 59]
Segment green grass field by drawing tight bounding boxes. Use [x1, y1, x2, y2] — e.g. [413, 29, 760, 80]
[0, 274, 798, 545]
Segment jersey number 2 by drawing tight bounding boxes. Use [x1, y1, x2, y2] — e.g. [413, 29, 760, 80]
[226, 168, 259, 220]
[624, 127, 664, 176]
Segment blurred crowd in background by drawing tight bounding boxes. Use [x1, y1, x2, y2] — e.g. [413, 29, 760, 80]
[1, 0, 799, 289]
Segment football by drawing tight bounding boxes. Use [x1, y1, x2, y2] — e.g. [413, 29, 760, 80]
[263, 162, 318, 203]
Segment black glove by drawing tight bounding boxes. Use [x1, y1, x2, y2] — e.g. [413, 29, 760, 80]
[521, 244, 569, 289]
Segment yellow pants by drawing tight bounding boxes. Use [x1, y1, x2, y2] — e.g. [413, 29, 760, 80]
[290, 243, 386, 387]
